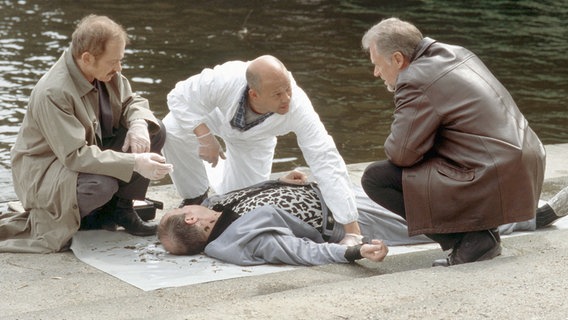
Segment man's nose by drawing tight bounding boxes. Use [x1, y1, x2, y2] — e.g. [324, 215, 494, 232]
[373, 66, 381, 78]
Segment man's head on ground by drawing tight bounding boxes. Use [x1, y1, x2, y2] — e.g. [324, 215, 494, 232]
[72, 14, 129, 83]
[158, 205, 221, 255]
[246, 55, 292, 115]
[361, 17, 422, 92]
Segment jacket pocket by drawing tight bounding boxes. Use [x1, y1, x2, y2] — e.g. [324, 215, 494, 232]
[436, 160, 475, 182]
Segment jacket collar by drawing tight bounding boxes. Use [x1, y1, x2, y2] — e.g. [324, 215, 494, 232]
[410, 37, 437, 62]
[206, 206, 240, 244]
[64, 46, 96, 97]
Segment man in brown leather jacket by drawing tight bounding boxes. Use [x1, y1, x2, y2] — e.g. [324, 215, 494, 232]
[360, 17, 546, 266]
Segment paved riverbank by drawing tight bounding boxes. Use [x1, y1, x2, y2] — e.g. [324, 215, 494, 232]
[1, 143, 567, 320]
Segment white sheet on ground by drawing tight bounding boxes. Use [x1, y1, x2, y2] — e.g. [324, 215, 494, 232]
[71, 230, 296, 291]
[71, 216, 568, 292]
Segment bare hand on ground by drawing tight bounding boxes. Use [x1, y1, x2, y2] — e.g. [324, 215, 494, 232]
[361, 239, 389, 262]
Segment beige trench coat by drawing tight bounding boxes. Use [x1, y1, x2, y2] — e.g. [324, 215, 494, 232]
[387, 38, 546, 236]
[1, 48, 160, 253]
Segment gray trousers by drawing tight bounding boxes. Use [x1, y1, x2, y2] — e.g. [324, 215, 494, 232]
[77, 120, 166, 218]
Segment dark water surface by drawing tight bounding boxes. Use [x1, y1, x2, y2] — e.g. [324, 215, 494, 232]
[1, 0, 567, 201]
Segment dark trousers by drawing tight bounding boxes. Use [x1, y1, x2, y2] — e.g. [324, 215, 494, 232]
[361, 160, 465, 250]
[77, 120, 166, 218]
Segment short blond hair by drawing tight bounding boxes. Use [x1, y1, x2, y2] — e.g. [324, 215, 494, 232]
[71, 14, 129, 59]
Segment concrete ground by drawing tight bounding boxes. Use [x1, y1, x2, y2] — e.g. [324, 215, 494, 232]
[1, 144, 567, 320]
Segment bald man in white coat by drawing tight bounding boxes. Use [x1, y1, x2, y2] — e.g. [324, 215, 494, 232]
[162, 55, 363, 245]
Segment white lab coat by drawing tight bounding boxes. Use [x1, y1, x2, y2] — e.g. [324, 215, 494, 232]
[162, 60, 358, 224]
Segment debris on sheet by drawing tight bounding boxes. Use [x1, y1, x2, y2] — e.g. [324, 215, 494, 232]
[126, 242, 167, 263]
[71, 230, 296, 291]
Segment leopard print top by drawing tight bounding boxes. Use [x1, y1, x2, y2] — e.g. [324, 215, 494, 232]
[206, 181, 324, 233]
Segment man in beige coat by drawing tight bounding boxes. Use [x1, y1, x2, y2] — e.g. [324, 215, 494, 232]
[1, 15, 172, 253]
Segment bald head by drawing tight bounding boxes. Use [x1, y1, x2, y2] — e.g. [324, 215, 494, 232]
[245, 55, 292, 115]
[246, 55, 289, 93]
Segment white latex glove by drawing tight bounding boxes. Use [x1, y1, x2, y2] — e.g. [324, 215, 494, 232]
[278, 170, 308, 185]
[134, 153, 173, 180]
[197, 132, 226, 167]
[340, 233, 364, 246]
[360, 239, 389, 262]
[122, 119, 150, 153]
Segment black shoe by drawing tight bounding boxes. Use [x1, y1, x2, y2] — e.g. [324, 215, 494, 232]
[79, 212, 104, 231]
[79, 212, 118, 231]
[79, 200, 117, 231]
[178, 190, 209, 208]
[536, 203, 561, 228]
[432, 229, 502, 267]
[113, 198, 157, 236]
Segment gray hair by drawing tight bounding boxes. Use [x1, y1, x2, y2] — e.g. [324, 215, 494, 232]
[157, 213, 207, 255]
[362, 17, 423, 60]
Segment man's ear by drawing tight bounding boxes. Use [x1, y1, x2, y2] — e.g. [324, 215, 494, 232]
[80, 52, 93, 65]
[392, 52, 408, 69]
[248, 87, 259, 99]
[184, 214, 197, 225]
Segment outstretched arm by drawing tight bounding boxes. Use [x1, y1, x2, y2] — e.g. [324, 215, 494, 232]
[344, 239, 389, 262]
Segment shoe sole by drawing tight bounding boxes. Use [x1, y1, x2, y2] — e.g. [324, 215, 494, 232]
[435, 240, 502, 267]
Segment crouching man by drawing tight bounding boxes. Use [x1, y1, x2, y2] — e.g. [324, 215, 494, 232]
[1, 15, 172, 253]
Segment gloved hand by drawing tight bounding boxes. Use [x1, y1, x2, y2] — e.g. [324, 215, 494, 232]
[134, 153, 173, 180]
[339, 233, 364, 246]
[122, 119, 150, 153]
[360, 239, 389, 262]
[197, 132, 226, 167]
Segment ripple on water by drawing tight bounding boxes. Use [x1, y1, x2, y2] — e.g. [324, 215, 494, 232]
[0, 0, 566, 200]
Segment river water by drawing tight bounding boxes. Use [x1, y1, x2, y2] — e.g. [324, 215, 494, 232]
[1, 0, 567, 202]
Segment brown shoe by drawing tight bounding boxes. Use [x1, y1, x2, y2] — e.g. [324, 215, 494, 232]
[433, 229, 501, 267]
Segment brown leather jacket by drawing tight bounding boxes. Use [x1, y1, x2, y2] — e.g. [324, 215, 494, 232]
[386, 38, 546, 236]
